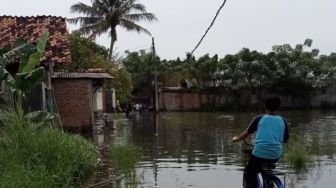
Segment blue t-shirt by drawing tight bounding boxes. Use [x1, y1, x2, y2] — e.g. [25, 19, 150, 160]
[247, 114, 289, 159]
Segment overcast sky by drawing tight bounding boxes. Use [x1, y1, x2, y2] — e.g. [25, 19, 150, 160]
[1, 0, 336, 59]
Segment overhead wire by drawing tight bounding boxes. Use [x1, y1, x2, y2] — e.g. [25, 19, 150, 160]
[157, 0, 229, 70]
[190, 0, 228, 55]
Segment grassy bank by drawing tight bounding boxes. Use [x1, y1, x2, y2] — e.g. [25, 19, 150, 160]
[0, 110, 97, 187]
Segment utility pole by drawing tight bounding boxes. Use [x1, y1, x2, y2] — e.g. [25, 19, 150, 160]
[152, 37, 159, 112]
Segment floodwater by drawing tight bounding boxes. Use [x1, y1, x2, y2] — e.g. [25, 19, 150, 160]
[89, 111, 336, 188]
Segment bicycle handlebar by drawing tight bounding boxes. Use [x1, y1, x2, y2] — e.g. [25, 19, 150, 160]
[242, 139, 254, 147]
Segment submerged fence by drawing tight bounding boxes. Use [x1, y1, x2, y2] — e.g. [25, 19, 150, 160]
[0, 81, 61, 127]
[1, 83, 45, 112]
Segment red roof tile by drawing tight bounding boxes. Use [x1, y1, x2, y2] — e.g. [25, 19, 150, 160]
[0, 15, 71, 64]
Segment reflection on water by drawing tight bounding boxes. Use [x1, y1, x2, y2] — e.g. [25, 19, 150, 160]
[88, 111, 336, 188]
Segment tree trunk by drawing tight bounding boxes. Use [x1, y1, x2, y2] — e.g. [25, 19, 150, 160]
[108, 27, 117, 61]
[108, 38, 115, 61]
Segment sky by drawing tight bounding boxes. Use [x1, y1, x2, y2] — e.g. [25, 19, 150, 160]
[1, 0, 336, 59]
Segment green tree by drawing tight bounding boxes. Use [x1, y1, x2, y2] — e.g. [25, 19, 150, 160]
[319, 53, 336, 87]
[106, 67, 133, 106]
[235, 48, 270, 89]
[63, 32, 133, 106]
[269, 39, 323, 94]
[63, 32, 109, 71]
[185, 54, 220, 88]
[123, 50, 157, 88]
[69, 0, 157, 60]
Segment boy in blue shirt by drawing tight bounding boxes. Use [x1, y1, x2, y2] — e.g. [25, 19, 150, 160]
[232, 95, 289, 188]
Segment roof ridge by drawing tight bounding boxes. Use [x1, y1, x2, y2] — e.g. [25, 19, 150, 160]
[0, 15, 66, 19]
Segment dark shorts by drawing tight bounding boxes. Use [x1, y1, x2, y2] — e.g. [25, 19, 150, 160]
[243, 155, 279, 188]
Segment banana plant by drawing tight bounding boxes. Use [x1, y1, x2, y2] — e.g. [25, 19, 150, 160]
[0, 30, 57, 127]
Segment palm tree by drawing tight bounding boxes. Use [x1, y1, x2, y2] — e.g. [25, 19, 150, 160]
[68, 0, 157, 60]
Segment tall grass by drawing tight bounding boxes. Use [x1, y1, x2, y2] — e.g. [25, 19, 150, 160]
[0, 109, 98, 187]
[112, 144, 140, 172]
[112, 143, 141, 188]
[285, 135, 313, 172]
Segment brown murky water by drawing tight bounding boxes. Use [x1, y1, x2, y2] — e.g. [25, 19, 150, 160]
[89, 110, 336, 188]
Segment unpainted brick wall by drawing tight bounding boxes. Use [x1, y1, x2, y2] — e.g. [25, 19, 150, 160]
[52, 79, 93, 131]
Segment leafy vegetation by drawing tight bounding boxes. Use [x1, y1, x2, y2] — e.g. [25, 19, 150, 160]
[123, 39, 336, 105]
[112, 144, 140, 172]
[122, 50, 159, 93]
[285, 135, 313, 172]
[63, 32, 133, 106]
[112, 143, 141, 187]
[0, 109, 97, 187]
[63, 31, 110, 72]
[69, 0, 157, 60]
[0, 30, 58, 125]
[0, 31, 98, 187]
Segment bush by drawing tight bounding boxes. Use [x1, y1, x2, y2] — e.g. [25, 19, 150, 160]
[112, 144, 140, 172]
[0, 111, 97, 188]
[285, 136, 313, 172]
[111, 143, 141, 188]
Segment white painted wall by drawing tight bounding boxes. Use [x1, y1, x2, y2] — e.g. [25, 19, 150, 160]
[93, 88, 103, 111]
[95, 88, 103, 111]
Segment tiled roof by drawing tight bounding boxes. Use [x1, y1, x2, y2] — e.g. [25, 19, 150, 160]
[0, 15, 71, 64]
[52, 72, 113, 79]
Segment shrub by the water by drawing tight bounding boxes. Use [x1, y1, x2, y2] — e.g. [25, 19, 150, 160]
[112, 144, 140, 172]
[0, 30, 97, 187]
[0, 111, 97, 188]
[111, 143, 141, 187]
[285, 136, 313, 172]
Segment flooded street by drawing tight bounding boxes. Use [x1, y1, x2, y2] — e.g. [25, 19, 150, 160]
[90, 111, 336, 188]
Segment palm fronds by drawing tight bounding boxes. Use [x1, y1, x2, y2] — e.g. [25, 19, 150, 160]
[69, 0, 157, 59]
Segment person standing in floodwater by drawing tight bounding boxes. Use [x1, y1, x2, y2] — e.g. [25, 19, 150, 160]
[232, 95, 289, 188]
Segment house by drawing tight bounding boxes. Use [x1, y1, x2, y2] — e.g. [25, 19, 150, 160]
[52, 72, 113, 132]
[0, 15, 71, 72]
[0, 15, 71, 113]
[0, 15, 113, 132]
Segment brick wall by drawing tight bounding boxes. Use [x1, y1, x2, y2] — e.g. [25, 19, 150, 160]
[52, 79, 93, 131]
[159, 88, 336, 111]
[160, 91, 203, 111]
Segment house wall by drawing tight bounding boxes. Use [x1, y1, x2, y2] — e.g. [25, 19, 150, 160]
[52, 79, 93, 131]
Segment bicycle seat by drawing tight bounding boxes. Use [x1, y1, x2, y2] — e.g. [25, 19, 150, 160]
[259, 162, 276, 170]
[258, 162, 287, 176]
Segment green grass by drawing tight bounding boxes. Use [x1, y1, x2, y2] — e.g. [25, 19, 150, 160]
[108, 113, 126, 120]
[0, 109, 98, 188]
[285, 136, 313, 172]
[112, 144, 140, 172]
[111, 143, 141, 188]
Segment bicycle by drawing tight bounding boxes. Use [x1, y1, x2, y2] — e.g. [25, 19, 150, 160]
[240, 139, 286, 188]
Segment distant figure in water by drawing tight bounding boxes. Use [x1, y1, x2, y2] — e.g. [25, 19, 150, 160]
[125, 104, 132, 117]
[134, 103, 140, 112]
[232, 95, 289, 188]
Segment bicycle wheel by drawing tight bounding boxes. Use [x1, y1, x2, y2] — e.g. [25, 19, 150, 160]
[267, 176, 285, 188]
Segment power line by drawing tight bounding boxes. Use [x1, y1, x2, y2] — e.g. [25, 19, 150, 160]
[128, 1, 229, 71]
[190, 0, 228, 55]
[158, 0, 229, 71]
